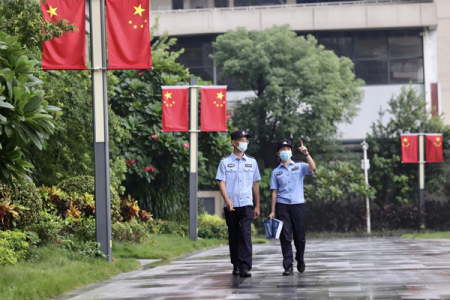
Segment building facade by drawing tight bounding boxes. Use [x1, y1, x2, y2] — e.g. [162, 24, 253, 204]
[149, 0, 449, 141]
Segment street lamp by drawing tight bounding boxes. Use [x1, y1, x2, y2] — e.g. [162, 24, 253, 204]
[361, 140, 371, 234]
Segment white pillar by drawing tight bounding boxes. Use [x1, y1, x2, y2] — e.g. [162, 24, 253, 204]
[422, 28, 438, 114]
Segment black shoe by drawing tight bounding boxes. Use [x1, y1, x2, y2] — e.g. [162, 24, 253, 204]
[283, 265, 294, 276]
[240, 267, 252, 277]
[297, 261, 305, 273]
[232, 265, 240, 275]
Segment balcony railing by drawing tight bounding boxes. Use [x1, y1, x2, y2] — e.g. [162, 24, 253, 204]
[152, 0, 434, 14]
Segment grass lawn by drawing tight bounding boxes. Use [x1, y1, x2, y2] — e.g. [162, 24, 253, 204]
[113, 234, 226, 259]
[0, 245, 139, 300]
[0, 234, 237, 300]
[402, 231, 450, 239]
[113, 234, 268, 259]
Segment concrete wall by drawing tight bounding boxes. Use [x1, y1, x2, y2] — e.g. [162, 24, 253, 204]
[150, 3, 437, 36]
[436, 0, 450, 124]
[338, 84, 425, 140]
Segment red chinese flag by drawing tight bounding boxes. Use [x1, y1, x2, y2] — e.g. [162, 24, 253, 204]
[401, 135, 418, 163]
[41, 0, 86, 70]
[201, 87, 227, 132]
[162, 87, 188, 132]
[106, 0, 152, 69]
[426, 134, 444, 163]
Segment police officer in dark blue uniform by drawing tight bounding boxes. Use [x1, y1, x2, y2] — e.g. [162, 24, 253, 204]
[269, 139, 316, 276]
[216, 130, 261, 277]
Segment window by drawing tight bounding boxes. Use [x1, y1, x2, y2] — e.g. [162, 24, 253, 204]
[172, 0, 183, 9]
[390, 58, 424, 84]
[354, 31, 387, 60]
[235, 0, 286, 7]
[171, 35, 215, 83]
[354, 61, 389, 85]
[388, 31, 423, 59]
[215, 0, 229, 8]
[314, 30, 423, 85]
[171, 30, 424, 88]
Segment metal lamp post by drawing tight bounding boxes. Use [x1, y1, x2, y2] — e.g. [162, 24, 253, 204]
[361, 140, 371, 234]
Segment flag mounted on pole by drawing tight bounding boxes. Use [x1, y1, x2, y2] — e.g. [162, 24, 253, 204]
[401, 135, 418, 163]
[425, 134, 444, 163]
[162, 87, 189, 132]
[106, 0, 152, 70]
[200, 86, 227, 132]
[41, 0, 86, 70]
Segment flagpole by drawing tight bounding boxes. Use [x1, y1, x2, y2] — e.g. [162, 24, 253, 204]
[189, 77, 199, 241]
[418, 128, 426, 230]
[90, 0, 112, 260]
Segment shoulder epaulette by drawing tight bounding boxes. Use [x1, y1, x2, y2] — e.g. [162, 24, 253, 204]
[245, 154, 255, 159]
[295, 161, 306, 164]
[221, 155, 231, 160]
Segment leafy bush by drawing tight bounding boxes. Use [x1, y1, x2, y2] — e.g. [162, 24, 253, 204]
[148, 219, 188, 237]
[58, 175, 121, 209]
[119, 195, 140, 222]
[147, 213, 253, 240]
[112, 220, 150, 243]
[32, 211, 63, 244]
[0, 198, 28, 230]
[0, 180, 42, 229]
[57, 235, 106, 258]
[0, 230, 29, 265]
[0, 31, 60, 188]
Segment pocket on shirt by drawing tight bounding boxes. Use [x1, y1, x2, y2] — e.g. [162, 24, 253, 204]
[226, 168, 237, 180]
[244, 168, 253, 180]
[277, 174, 289, 186]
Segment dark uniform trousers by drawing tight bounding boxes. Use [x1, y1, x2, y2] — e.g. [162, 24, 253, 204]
[276, 203, 306, 270]
[224, 205, 254, 270]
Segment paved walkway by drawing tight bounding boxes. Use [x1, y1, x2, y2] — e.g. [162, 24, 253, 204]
[61, 237, 450, 299]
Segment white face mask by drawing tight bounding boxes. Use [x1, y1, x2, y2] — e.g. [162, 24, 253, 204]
[237, 142, 248, 152]
[280, 150, 292, 161]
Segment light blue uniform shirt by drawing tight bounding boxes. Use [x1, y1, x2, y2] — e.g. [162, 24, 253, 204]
[270, 161, 312, 204]
[215, 153, 261, 208]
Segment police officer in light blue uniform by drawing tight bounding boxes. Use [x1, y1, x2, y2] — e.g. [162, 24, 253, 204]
[269, 139, 316, 276]
[216, 130, 261, 278]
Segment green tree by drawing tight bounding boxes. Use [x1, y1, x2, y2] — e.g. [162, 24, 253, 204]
[0, 0, 77, 52]
[213, 25, 365, 231]
[111, 32, 232, 220]
[366, 85, 450, 206]
[212, 25, 364, 168]
[1, 0, 129, 192]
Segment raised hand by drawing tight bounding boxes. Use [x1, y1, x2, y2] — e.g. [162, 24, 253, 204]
[298, 140, 308, 155]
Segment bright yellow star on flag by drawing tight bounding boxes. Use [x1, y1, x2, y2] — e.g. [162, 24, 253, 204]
[140, 25, 144, 29]
[134, 25, 137, 29]
[436, 137, 441, 142]
[217, 92, 224, 100]
[403, 138, 408, 142]
[145, 19, 147, 23]
[134, 4, 146, 17]
[47, 5, 58, 18]
[129, 20, 132, 24]
[165, 92, 172, 100]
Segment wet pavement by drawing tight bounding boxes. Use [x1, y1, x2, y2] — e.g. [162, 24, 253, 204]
[61, 237, 450, 299]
